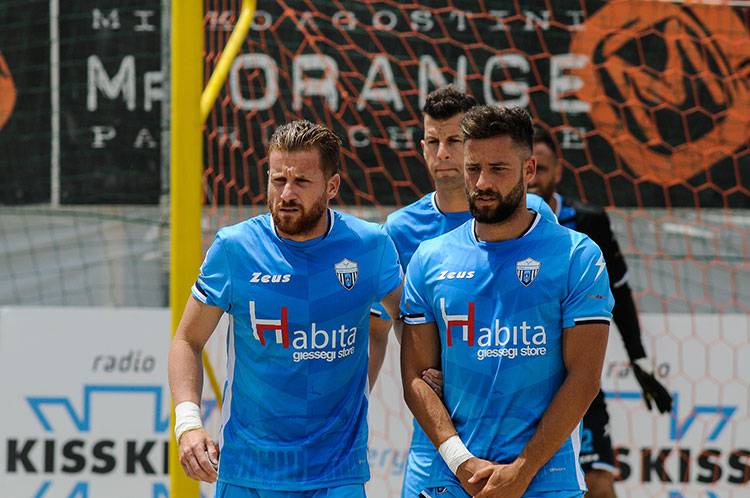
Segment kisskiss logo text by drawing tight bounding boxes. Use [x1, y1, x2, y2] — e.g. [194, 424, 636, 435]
[439, 298, 547, 361]
[249, 301, 357, 362]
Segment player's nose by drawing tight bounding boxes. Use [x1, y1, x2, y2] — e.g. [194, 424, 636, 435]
[279, 182, 298, 201]
[437, 140, 451, 160]
[475, 169, 493, 190]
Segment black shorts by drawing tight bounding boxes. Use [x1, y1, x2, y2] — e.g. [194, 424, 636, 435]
[579, 390, 616, 474]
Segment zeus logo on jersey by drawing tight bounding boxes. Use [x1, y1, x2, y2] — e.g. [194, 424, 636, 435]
[248, 301, 357, 362]
[250, 272, 291, 284]
[439, 298, 547, 360]
[437, 270, 475, 280]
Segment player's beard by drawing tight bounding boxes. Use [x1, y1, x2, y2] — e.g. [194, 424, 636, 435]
[468, 175, 525, 224]
[269, 194, 328, 237]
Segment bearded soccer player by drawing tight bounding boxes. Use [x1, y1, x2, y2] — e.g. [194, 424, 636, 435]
[529, 128, 673, 498]
[400, 105, 614, 498]
[168, 120, 402, 497]
[367, 86, 556, 496]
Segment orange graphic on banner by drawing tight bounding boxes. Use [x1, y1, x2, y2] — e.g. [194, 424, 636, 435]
[0, 52, 15, 130]
[570, 2, 750, 185]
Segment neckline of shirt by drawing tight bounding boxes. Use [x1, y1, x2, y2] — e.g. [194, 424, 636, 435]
[268, 208, 336, 247]
[430, 192, 470, 218]
[470, 211, 542, 246]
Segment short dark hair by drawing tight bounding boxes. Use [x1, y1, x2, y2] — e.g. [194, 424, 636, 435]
[268, 120, 341, 177]
[460, 105, 534, 151]
[422, 86, 477, 120]
[533, 126, 557, 154]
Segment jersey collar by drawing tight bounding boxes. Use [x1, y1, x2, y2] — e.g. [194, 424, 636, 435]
[269, 208, 335, 247]
[470, 211, 541, 245]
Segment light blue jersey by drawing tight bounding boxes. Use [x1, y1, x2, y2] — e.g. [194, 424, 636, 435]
[192, 210, 402, 491]
[368, 192, 556, 497]
[371, 192, 557, 498]
[401, 214, 614, 495]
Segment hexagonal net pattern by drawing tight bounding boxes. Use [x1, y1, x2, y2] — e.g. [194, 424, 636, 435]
[201, 2, 750, 497]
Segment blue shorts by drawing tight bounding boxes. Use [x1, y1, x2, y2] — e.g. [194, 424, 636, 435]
[419, 485, 584, 498]
[401, 448, 434, 498]
[215, 481, 366, 498]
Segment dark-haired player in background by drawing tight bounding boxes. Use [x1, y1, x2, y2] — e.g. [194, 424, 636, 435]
[529, 128, 673, 498]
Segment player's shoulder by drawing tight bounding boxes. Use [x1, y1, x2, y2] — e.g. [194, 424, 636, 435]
[534, 214, 598, 254]
[333, 209, 388, 243]
[410, 219, 470, 261]
[384, 194, 436, 232]
[565, 197, 610, 225]
[525, 192, 556, 223]
[213, 213, 270, 245]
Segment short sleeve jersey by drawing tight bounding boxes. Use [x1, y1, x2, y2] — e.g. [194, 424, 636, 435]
[192, 210, 402, 490]
[400, 214, 614, 493]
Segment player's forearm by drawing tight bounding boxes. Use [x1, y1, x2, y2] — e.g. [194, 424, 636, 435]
[168, 338, 205, 405]
[403, 375, 458, 448]
[612, 283, 647, 361]
[515, 368, 601, 478]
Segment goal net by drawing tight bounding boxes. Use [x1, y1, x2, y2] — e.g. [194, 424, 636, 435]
[201, 2, 750, 497]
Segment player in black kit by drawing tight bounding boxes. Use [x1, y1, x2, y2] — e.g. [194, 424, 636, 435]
[529, 128, 673, 498]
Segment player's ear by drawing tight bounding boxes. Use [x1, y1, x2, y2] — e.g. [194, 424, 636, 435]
[555, 159, 563, 185]
[326, 173, 341, 200]
[420, 139, 426, 160]
[524, 156, 537, 184]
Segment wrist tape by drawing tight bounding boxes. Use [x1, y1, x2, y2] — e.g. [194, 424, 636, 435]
[438, 435, 474, 475]
[175, 401, 203, 443]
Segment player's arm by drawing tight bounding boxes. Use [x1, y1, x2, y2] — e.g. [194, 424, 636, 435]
[368, 285, 401, 390]
[588, 211, 672, 413]
[168, 296, 224, 483]
[470, 323, 609, 497]
[401, 321, 491, 495]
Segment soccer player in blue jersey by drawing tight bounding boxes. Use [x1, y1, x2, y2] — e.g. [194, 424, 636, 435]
[367, 86, 557, 497]
[530, 128, 672, 498]
[400, 105, 614, 498]
[168, 120, 403, 497]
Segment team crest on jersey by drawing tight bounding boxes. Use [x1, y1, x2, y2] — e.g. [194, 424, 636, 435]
[516, 257, 541, 287]
[335, 258, 359, 290]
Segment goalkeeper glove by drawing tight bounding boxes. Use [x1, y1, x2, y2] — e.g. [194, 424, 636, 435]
[632, 358, 673, 414]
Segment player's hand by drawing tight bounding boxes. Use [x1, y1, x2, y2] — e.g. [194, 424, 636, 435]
[421, 368, 443, 397]
[178, 428, 219, 482]
[455, 456, 493, 496]
[632, 362, 673, 414]
[468, 459, 533, 498]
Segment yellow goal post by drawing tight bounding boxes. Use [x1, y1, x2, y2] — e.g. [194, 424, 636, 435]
[169, 1, 257, 497]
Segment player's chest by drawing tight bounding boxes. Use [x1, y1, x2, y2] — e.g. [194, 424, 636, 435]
[427, 249, 566, 302]
[228, 246, 375, 305]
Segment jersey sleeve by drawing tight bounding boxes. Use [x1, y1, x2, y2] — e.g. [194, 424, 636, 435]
[191, 233, 232, 312]
[370, 301, 392, 321]
[400, 248, 435, 325]
[580, 209, 628, 288]
[562, 237, 614, 328]
[375, 230, 403, 301]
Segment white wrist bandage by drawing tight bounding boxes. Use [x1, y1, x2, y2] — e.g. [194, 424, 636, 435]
[175, 401, 203, 443]
[438, 435, 474, 475]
